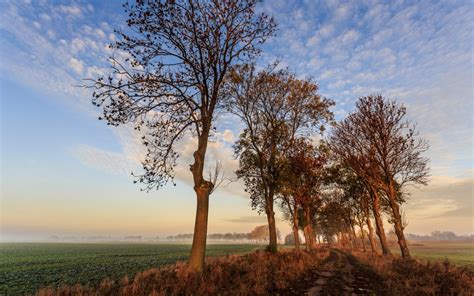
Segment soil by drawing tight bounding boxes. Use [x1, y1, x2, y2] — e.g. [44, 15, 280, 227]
[279, 248, 389, 295]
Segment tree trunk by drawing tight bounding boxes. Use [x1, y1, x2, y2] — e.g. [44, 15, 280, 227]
[292, 208, 300, 250]
[357, 219, 366, 252]
[265, 197, 278, 253]
[341, 232, 348, 249]
[303, 226, 310, 251]
[387, 181, 411, 258]
[364, 203, 379, 255]
[304, 206, 314, 250]
[371, 188, 391, 256]
[351, 225, 357, 250]
[366, 217, 378, 255]
[188, 128, 212, 272]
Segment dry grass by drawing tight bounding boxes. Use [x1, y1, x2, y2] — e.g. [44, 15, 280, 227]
[355, 251, 473, 295]
[37, 248, 473, 295]
[37, 249, 329, 296]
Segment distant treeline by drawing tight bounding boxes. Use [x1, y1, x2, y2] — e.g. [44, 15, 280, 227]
[406, 231, 473, 241]
[168, 226, 280, 242]
[167, 233, 250, 241]
[46, 226, 276, 243]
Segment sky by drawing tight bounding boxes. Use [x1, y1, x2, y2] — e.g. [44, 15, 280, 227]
[0, 0, 473, 242]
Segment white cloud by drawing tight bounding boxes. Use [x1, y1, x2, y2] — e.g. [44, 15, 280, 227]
[70, 125, 245, 197]
[71, 145, 138, 175]
[334, 4, 350, 20]
[57, 4, 82, 16]
[404, 175, 474, 234]
[40, 13, 51, 22]
[32, 21, 41, 29]
[340, 29, 360, 45]
[319, 24, 335, 38]
[95, 29, 106, 40]
[46, 30, 55, 39]
[68, 57, 84, 74]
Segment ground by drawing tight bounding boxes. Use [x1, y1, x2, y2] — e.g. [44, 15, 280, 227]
[395, 241, 474, 271]
[0, 243, 262, 295]
[282, 249, 389, 295]
[1, 241, 472, 295]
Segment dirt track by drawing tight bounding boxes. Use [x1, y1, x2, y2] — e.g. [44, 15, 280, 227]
[282, 249, 389, 295]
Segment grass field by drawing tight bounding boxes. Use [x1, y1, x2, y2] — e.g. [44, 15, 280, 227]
[390, 241, 474, 271]
[409, 242, 474, 269]
[1, 242, 472, 295]
[0, 243, 262, 295]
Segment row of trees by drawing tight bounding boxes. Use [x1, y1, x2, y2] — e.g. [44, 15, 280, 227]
[406, 231, 474, 241]
[90, 0, 429, 271]
[223, 67, 428, 258]
[327, 95, 429, 258]
[275, 95, 429, 258]
[165, 225, 281, 243]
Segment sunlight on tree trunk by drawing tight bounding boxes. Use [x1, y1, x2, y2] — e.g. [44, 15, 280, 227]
[371, 189, 391, 256]
[188, 187, 210, 272]
[366, 215, 379, 255]
[388, 181, 411, 258]
[293, 210, 300, 250]
[266, 205, 278, 253]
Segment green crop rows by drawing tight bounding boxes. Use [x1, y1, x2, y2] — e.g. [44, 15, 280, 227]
[0, 243, 261, 295]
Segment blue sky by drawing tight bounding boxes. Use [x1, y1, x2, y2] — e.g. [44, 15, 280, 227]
[1, 0, 473, 241]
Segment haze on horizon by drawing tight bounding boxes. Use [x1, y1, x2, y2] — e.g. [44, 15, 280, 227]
[1, 0, 473, 243]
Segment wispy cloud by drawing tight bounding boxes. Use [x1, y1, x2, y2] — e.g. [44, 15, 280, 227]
[1, 0, 473, 234]
[407, 175, 474, 219]
[0, 1, 115, 112]
[224, 216, 271, 224]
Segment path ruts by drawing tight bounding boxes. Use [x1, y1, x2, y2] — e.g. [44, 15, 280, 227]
[281, 248, 389, 295]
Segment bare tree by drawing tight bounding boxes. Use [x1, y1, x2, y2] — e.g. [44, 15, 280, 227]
[89, 0, 275, 272]
[225, 65, 332, 252]
[330, 94, 429, 258]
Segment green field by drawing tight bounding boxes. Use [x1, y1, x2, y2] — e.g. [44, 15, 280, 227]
[392, 242, 474, 271]
[0, 243, 262, 295]
[1, 242, 472, 295]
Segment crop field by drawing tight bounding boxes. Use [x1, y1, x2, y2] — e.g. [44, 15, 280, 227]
[410, 242, 474, 269]
[1, 242, 472, 295]
[392, 241, 474, 271]
[0, 243, 262, 295]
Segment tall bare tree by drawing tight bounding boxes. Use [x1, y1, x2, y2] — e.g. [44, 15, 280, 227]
[330, 95, 429, 258]
[225, 65, 332, 252]
[351, 95, 429, 258]
[89, 0, 275, 272]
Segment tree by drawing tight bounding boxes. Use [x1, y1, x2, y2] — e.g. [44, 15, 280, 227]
[330, 94, 429, 258]
[89, 0, 275, 272]
[329, 130, 392, 255]
[249, 224, 280, 244]
[225, 65, 332, 252]
[326, 164, 379, 254]
[284, 233, 294, 245]
[360, 191, 379, 255]
[281, 138, 328, 251]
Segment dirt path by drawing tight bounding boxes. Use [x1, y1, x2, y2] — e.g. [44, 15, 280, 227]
[282, 249, 389, 295]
